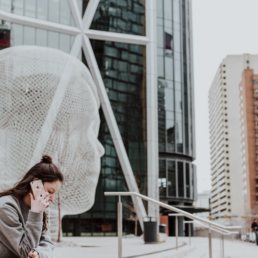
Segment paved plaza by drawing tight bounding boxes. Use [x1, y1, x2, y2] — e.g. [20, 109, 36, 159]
[53, 236, 258, 258]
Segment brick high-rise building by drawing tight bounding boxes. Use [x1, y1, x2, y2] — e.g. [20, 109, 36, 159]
[209, 55, 258, 225]
[239, 69, 258, 215]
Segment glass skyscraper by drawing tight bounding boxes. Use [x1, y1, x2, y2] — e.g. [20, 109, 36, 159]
[0, 0, 196, 237]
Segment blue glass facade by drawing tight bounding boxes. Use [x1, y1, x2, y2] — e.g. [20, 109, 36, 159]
[0, 0, 196, 237]
[156, 0, 196, 236]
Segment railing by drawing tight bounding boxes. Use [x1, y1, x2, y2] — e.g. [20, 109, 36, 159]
[105, 192, 241, 258]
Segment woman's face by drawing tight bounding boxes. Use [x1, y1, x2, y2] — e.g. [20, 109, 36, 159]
[43, 180, 62, 202]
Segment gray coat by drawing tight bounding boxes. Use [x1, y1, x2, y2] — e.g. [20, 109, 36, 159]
[0, 195, 54, 258]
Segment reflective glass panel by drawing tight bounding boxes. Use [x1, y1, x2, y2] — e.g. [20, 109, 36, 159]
[156, 0, 163, 18]
[174, 29, 181, 53]
[165, 56, 173, 80]
[159, 160, 167, 196]
[157, 25, 164, 48]
[23, 26, 35, 45]
[176, 113, 183, 153]
[175, 59, 181, 82]
[164, 0, 172, 20]
[60, 0, 72, 25]
[168, 160, 176, 196]
[158, 110, 166, 151]
[13, 0, 24, 15]
[49, 0, 60, 23]
[36, 29, 47, 47]
[0, 0, 12, 11]
[11, 24, 23, 46]
[59, 34, 70, 53]
[25, 0, 36, 18]
[177, 161, 184, 197]
[175, 90, 182, 113]
[166, 119, 175, 152]
[173, 0, 180, 23]
[165, 88, 174, 111]
[158, 55, 164, 78]
[90, 0, 145, 36]
[164, 27, 173, 57]
[186, 163, 190, 198]
[84, 39, 147, 236]
[37, 0, 48, 20]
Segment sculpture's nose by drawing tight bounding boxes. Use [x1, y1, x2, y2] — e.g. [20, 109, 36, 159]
[97, 139, 105, 157]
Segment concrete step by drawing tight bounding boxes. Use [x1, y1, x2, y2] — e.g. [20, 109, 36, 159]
[182, 245, 206, 258]
[136, 244, 196, 258]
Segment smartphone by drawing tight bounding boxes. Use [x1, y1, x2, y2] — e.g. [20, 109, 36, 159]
[30, 180, 46, 199]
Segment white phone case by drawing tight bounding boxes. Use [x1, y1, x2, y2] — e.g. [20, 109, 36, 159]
[30, 180, 46, 198]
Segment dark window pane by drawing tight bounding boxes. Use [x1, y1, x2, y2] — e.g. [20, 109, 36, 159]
[90, 0, 145, 36]
[158, 83, 166, 151]
[168, 160, 176, 196]
[185, 123, 189, 154]
[159, 160, 167, 196]
[186, 163, 190, 198]
[178, 161, 184, 197]
[164, 27, 173, 57]
[166, 119, 175, 152]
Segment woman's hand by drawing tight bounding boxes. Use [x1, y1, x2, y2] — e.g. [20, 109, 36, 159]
[29, 250, 39, 258]
[30, 185, 50, 213]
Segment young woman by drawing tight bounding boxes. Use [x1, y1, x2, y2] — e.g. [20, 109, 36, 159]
[0, 155, 64, 258]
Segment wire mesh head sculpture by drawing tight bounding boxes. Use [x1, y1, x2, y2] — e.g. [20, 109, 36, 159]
[0, 46, 104, 238]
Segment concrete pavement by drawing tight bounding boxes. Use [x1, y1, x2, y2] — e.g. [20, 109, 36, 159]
[53, 236, 258, 258]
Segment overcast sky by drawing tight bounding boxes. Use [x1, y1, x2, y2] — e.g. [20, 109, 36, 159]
[192, 0, 258, 193]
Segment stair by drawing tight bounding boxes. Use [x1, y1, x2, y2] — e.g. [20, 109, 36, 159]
[135, 244, 196, 258]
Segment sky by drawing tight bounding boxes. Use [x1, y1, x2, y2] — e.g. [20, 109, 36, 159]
[192, 0, 258, 193]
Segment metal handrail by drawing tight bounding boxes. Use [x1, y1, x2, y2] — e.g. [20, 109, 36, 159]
[104, 192, 242, 258]
[105, 192, 241, 231]
[186, 220, 238, 235]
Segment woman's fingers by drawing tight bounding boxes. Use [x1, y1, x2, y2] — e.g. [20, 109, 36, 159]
[29, 251, 38, 258]
[44, 196, 50, 202]
[29, 193, 34, 202]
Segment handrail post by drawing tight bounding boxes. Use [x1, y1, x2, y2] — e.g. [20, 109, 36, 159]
[118, 195, 122, 258]
[209, 227, 212, 258]
[176, 215, 178, 250]
[189, 223, 191, 246]
[221, 234, 224, 258]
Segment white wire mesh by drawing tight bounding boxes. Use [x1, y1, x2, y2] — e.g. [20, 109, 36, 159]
[0, 46, 104, 239]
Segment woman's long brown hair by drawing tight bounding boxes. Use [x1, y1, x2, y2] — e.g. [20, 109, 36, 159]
[0, 155, 64, 232]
